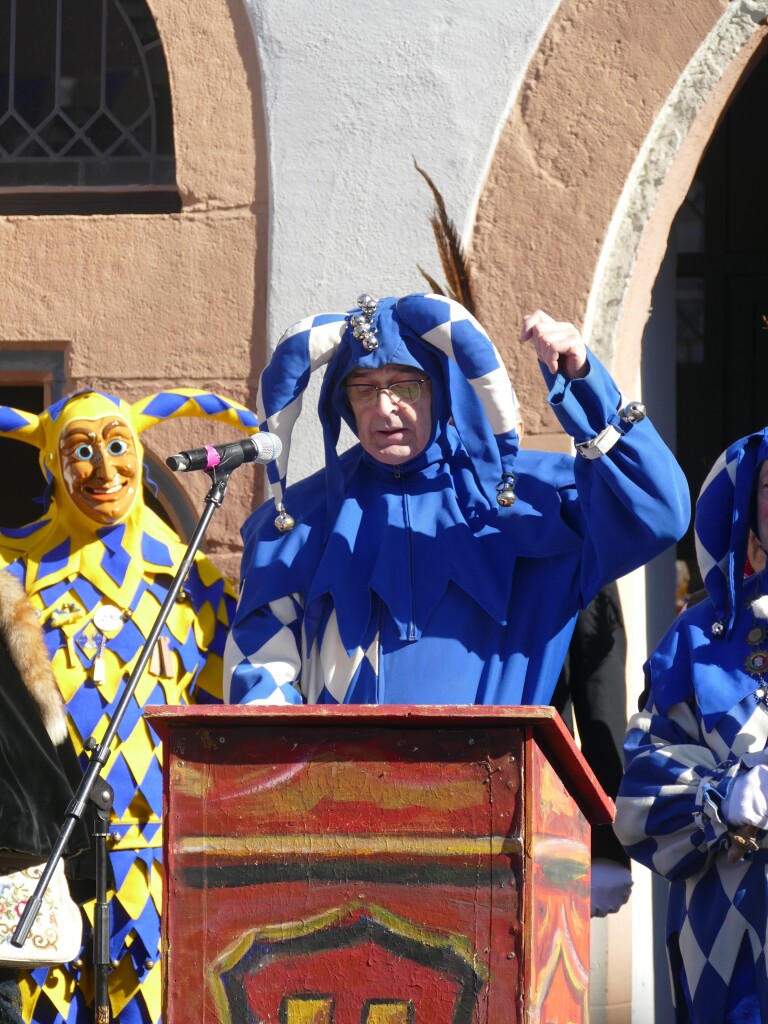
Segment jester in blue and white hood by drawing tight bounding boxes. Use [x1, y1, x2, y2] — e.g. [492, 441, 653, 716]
[615, 428, 768, 1024]
[224, 293, 689, 708]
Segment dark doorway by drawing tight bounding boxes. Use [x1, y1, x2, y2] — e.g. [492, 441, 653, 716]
[0, 384, 47, 526]
[673, 54, 768, 592]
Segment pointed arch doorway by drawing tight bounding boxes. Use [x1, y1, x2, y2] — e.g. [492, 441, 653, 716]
[469, 5, 768, 1022]
[632, 37, 768, 1024]
[647, 48, 768, 602]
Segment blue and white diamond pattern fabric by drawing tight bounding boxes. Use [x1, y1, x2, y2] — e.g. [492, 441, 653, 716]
[257, 313, 347, 509]
[615, 599, 768, 1022]
[254, 293, 524, 524]
[394, 293, 520, 487]
[225, 592, 381, 707]
[618, 701, 768, 1019]
[398, 293, 520, 438]
[307, 607, 379, 705]
[224, 595, 303, 704]
[694, 447, 739, 622]
[614, 425, 768, 1021]
[693, 428, 768, 635]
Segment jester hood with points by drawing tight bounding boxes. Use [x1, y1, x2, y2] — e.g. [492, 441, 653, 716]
[694, 426, 768, 636]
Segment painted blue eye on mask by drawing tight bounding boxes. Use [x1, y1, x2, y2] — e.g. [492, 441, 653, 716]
[73, 437, 128, 461]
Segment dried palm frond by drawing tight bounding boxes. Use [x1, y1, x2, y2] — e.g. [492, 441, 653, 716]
[414, 158, 476, 315]
[415, 265, 445, 297]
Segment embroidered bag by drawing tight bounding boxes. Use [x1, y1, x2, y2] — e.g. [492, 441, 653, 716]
[0, 860, 83, 967]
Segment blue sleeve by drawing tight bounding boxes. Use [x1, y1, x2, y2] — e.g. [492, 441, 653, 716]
[542, 350, 691, 604]
[613, 624, 739, 882]
[614, 693, 740, 882]
[223, 594, 304, 705]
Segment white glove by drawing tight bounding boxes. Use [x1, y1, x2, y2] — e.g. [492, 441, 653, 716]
[722, 763, 768, 830]
[590, 859, 633, 918]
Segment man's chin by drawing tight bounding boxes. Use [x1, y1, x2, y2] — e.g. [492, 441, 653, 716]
[373, 446, 412, 466]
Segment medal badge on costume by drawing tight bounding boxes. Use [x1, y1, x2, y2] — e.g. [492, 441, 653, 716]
[49, 600, 84, 628]
[749, 593, 768, 704]
[94, 604, 125, 633]
[150, 634, 176, 680]
[744, 648, 768, 707]
[74, 621, 106, 682]
[77, 604, 126, 685]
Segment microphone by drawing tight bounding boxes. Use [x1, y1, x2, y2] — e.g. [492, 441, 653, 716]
[166, 432, 282, 473]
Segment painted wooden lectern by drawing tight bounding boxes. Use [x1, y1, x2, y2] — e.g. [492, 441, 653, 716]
[147, 704, 613, 1024]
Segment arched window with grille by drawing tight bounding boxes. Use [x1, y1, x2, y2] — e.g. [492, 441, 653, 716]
[0, 0, 179, 213]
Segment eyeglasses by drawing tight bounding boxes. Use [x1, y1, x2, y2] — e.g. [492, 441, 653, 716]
[344, 377, 429, 408]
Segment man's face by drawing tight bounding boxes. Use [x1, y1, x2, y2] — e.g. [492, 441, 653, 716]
[58, 414, 139, 525]
[758, 460, 768, 554]
[345, 364, 433, 466]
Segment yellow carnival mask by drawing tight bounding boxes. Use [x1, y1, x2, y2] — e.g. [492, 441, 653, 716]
[0, 387, 260, 531]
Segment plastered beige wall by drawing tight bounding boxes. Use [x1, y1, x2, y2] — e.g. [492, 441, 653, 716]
[0, 0, 268, 581]
[1, 0, 763, 584]
[471, 0, 729, 434]
[469, 5, 767, 1019]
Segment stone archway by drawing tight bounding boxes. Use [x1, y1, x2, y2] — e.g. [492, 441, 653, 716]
[470, 0, 768, 439]
[469, 5, 768, 1021]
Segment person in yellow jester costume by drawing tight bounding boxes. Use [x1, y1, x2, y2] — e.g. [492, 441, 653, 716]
[0, 387, 259, 1024]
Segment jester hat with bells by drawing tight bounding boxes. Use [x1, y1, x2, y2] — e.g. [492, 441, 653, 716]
[244, 293, 529, 654]
[258, 292, 522, 533]
[0, 388, 259, 597]
[694, 427, 768, 639]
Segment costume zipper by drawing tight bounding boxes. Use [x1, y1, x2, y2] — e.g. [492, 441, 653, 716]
[399, 470, 417, 641]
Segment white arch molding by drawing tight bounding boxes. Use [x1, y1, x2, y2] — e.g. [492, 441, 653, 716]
[574, 9, 768, 1023]
[584, 0, 768, 368]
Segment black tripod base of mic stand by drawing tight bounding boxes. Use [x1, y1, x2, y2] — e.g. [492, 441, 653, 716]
[84, 769, 113, 1024]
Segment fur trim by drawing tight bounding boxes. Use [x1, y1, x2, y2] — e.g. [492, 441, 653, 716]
[0, 569, 67, 744]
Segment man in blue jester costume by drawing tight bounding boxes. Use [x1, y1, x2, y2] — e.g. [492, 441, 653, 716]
[0, 387, 259, 1024]
[615, 427, 768, 1024]
[224, 292, 689, 707]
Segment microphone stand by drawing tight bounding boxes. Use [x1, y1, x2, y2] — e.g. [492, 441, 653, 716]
[12, 464, 235, 1024]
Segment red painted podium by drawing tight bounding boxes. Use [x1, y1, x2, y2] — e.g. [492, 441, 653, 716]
[147, 704, 613, 1024]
